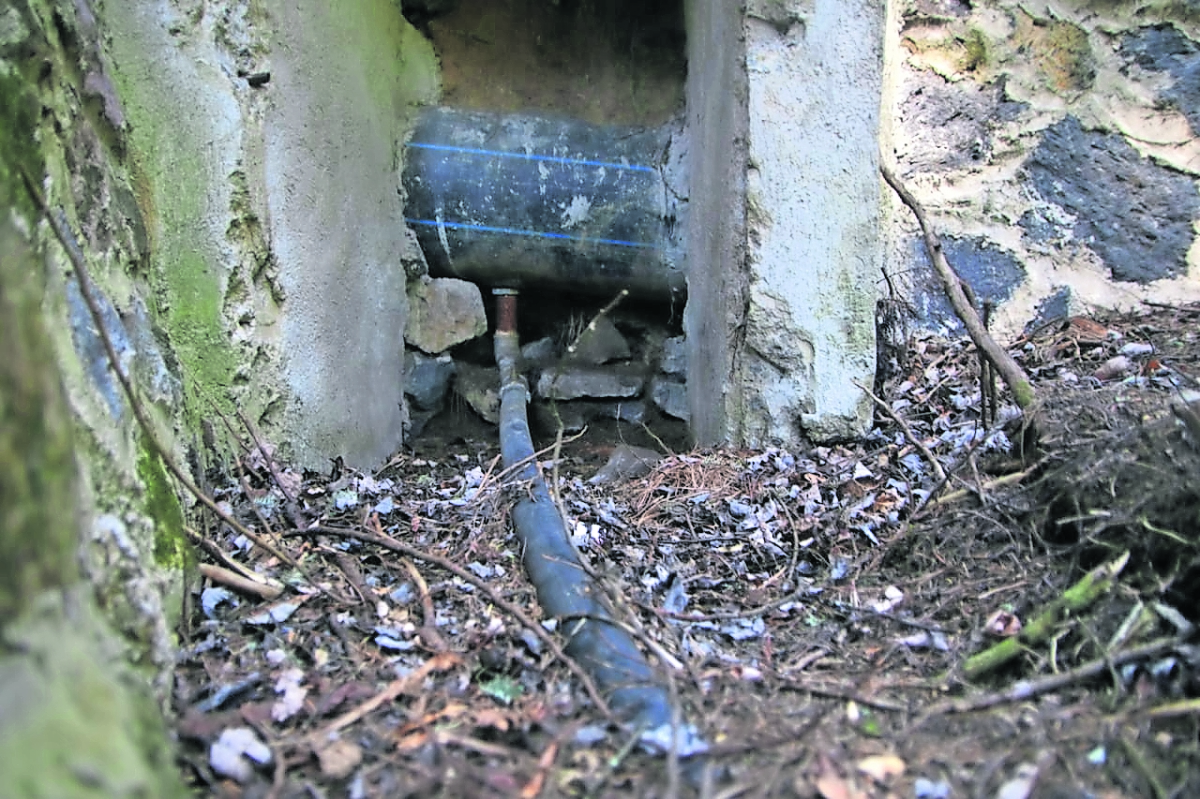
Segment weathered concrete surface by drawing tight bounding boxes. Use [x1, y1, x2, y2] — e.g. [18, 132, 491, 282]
[0, 594, 186, 799]
[740, 0, 883, 443]
[266, 0, 438, 467]
[3, 0, 191, 708]
[0, 215, 183, 797]
[683, 0, 748, 445]
[884, 0, 1200, 337]
[105, 0, 438, 469]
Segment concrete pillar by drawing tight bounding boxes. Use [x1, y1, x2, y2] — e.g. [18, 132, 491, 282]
[683, 0, 750, 446]
[686, 0, 883, 448]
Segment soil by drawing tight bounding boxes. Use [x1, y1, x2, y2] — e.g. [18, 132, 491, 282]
[173, 301, 1200, 798]
[413, 0, 687, 126]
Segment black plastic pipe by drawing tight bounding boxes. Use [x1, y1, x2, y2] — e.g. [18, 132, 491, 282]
[491, 290, 685, 740]
[403, 107, 686, 302]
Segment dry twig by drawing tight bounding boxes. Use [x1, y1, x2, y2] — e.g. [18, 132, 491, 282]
[301, 518, 614, 719]
[880, 164, 1035, 410]
[856, 379, 947, 483]
[20, 171, 305, 574]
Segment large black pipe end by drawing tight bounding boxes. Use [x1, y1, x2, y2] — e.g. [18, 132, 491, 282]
[403, 107, 686, 302]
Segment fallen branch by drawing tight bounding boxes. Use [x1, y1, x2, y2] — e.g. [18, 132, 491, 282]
[20, 171, 305, 575]
[401, 557, 449, 652]
[198, 563, 283, 601]
[961, 551, 1129, 680]
[929, 636, 1178, 715]
[920, 467, 1035, 511]
[298, 651, 460, 747]
[880, 164, 1035, 410]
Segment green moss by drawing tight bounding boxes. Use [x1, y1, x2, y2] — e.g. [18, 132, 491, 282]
[0, 33, 79, 621]
[961, 27, 989, 73]
[0, 219, 80, 624]
[306, 0, 439, 116]
[135, 439, 188, 569]
[1014, 11, 1095, 94]
[0, 594, 187, 799]
[101, 6, 240, 427]
[0, 57, 48, 218]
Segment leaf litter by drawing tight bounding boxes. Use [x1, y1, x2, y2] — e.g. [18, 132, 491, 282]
[175, 303, 1200, 797]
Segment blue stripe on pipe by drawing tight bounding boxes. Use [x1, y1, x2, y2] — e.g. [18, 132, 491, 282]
[405, 218, 660, 249]
[405, 142, 657, 174]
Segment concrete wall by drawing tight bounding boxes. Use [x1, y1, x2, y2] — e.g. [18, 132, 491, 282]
[1, 1, 438, 792]
[685, 0, 884, 447]
[104, 0, 438, 469]
[266, 0, 438, 466]
[882, 0, 1200, 337]
[1, 5, 186, 792]
[742, 0, 884, 444]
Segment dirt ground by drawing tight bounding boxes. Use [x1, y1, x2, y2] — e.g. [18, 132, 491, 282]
[173, 301, 1200, 798]
[414, 0, 687, 126]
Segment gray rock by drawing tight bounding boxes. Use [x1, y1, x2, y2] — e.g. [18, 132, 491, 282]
[533, 402, 591, 434]
[536, 365, 645, 400]
[911, 236, 1025, 331]
[651, 377, 689, 421]
[1120, 25, 1200, 135]
[405, 406, 441, 438]
[533, 399, 647, 434]
[1024, 116, 1199, 283]
[564, 316, 631, 365]
[588, 445, 663, 485]
[520, 336, 558, 368]
[453, 363, 501, 424]
[404, 349, 455, 410]
[405, 276, 487, 354]
[594, 400, 647, 424]
[660, 335, 687, 377]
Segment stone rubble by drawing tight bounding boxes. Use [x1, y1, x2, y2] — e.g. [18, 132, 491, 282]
[404, 276, 488, 354]
[402, 308, 688, 439]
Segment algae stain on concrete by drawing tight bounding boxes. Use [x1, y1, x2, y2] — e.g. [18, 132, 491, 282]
[0, 595, 187, 799]
[0, 221, 79, 622]
[102, 1, 241, 423]
[135, 439, 188, 569]
[0, 218, 185, 798]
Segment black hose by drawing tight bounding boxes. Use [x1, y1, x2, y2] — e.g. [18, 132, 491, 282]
[493, 327, 674, 729]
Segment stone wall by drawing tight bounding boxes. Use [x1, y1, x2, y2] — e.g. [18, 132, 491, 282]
[1, 0, 438, 793]
[883, 0, 1200, 336]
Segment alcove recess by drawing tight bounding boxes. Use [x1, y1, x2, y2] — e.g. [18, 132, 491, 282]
[402, 0, 690, 450]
